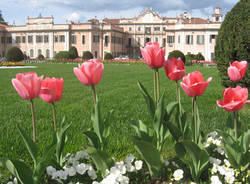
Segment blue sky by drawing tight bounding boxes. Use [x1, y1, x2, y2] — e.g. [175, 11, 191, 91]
[0, 0, 239, 25]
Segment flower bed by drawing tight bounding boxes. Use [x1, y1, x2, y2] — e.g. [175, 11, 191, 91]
[1, 43, 249, 184]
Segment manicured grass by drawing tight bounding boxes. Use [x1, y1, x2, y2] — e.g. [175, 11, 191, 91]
[0, 63, 249, 166]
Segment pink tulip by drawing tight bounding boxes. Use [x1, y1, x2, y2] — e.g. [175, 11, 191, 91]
[12, 72, 43, 100]
[227, 61, 247, 82]
[39, 77, 64, 103]
[180, 71, 212, 97]
[164, 58, 185, 81]
[73, 59, 104, 86]
[217, 86, 250, 112]
[140, 42, 165, 69]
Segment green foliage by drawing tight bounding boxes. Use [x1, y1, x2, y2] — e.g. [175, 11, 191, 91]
[55, 51, 71, 60]
[104, 52, 114, 60]
[54, 118, 71, 167]
[82, 51, 93, 60]
[0, 10, 7, 25]
[217, 129, 250, 170]
[215, 0, 250, 90]
[38, 54, 45, 60]
[196, 53, 205, 61]
[168, 50, 186, 63]
[69, 46, 79, 59]
[185, 53, 196, 63]
[175, 141, 209, 182]
[0, 125, 56, 184]
[6, 47, 24, 62]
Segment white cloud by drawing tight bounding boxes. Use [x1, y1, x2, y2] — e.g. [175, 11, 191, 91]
[65, 12, 80, 22]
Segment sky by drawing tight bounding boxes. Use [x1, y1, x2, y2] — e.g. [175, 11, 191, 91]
[0, 0, 240, 25]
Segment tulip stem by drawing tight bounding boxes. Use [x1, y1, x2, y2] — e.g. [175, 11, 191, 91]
[52, 102, 57, 131]
[193, 97, 197, 144]
[176, 81, 179, 102]
[91, 85, 97, 105]
[30, 99, 36, 143]
[156, 69, 160, 103]
[154, 70, 157, 105]
[233, 111, 238, 139]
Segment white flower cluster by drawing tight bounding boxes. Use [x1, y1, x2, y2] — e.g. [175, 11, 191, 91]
[173, 169, 184, 181]
[6, 178, 17, 184]
[206, 131, 235, 184]
[92, 154, 143, 184]
[46, 150, 97, 182]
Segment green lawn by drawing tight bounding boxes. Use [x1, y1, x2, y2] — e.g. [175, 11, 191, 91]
[0, 63, 249, 164]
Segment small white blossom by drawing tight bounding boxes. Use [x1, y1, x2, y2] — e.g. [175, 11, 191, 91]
[225, 175, 235, 184]
[165, 160, 170, 166]
[46, 166, 56, 176]
[76, 163, 88, 175]
[88, 166, 97, 179]
[135, 160, 143, 170]
[125, 154, 135, 163]
[173, 169, 184, 181]
[115, 161, 126, 174]
[224, 159, 231, 168]
[67, 167, 76, 176]
[125, 163, 135, 172]
[208, 131, 218, 138]
[207, 137, 214, 144]
[211, 175, 222, 184]
[117, 175, 129, 184]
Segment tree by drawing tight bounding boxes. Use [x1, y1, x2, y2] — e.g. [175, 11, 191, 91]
[215, 0, 250, 90]
[82, 51, 93, 60]
[104, 52, 114, 60]
[6, 47, 24, 62]
[0, 10, 7, 25]
[55, 51, 71, 60]
[168, 50, 186, 63]
[69, 46, 79, 59]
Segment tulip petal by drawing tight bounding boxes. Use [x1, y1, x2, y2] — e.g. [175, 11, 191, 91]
[74, 67, 90, 86]
[12, 79, 30, 100]
[228, 66, 241, 82]
[181, 82, 195, 97]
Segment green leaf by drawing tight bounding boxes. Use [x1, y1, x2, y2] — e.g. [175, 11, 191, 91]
[0, 158, 34, 184]
[103, 109, 113, 139]
[166, 101, 178, 116]
[137, 81, 155, 119]
[176, 141, 209, 182]
[85, 146, 114, 177]
[132, 137, 163, 178]
[17, 125, 38, 166]
[84, 131, 100, 149]
[166, 121, 181, 142]
[54, 118, 71, 167]
[153, 93, 165, 138]
[240, 130, 250, 152]
[91, 99, 104, 144]
[130, 120, 153, 142]
[34, 142, 56, 183]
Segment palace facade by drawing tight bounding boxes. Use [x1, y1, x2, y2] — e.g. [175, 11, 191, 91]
[0, 7, 222, 61]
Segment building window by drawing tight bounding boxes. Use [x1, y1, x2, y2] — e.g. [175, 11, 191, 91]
[71, 35, 76, 44]
[44, 35, 49, 43]
[1, 37, 5, 43]
[7, 37, 12, 43]
[137, 37, 140, 46]
[36, 35, 43, 43]
[210, 34, 217, 43]
[22, 36, 26, 43]
[28, 36, 33, 43]
[154, 27, 160, 31]
[128, 38, 132, 46]
[38, 49, 42, 56]
[211, 53, 215, 60]
[138, 27, 141, 31]
[54, 35, 58, 42]
[30, 49, 34, 57]
[186, 35, 193, 45]
[167, 36, 175, 44]
[129, 27, 132, 31]
[59, 35, 65, 42]
[178, 35, 180, 43]
[82, 35, 85, 44]
[95, 51, 98, 58]
[155, 37, 158, 43]
[163, 27, 167, 31]
[93, 35, 99, 43]
[216, 17, 219, 22]
[46, 49, 50, 58]
[145, 27, 151, 34]
[16, 36, 21, 43]
[145, 37, 151, 44]
[104, 35, 109, 46]
[197, 35, 204, 45]
[162, 38, 166, 47]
